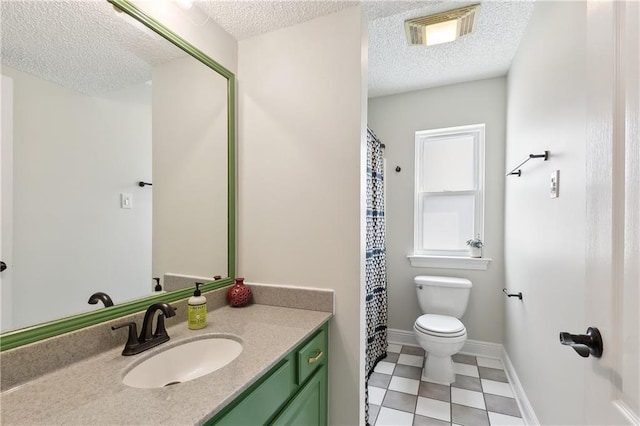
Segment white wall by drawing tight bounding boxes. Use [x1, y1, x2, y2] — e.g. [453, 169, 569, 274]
[237, 7, 364, 425]
[368, 77, 507, 343]
[1, 74, 14, 331]
[152, 56, 228, 281]
[2, 65, 152, 329]
[504, 2, 587, 424]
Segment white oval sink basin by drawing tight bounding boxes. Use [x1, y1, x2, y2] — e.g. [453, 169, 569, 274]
[123, 336, 243, 388]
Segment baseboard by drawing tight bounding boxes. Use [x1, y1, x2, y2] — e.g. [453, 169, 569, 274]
[387, 328, 503, 359]
[460, 339, 503, 359]
[387, 328, 539, 425]
[387, 328, 418, 347]
[502, 349, 540, 426]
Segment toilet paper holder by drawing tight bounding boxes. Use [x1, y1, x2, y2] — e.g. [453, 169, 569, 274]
[502, 288, 523, 300]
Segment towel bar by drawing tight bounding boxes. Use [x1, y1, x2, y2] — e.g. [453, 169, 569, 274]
[506, 151, 549, 177]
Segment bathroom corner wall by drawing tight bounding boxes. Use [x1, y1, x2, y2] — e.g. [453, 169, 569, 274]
[237, 6, 364, 425]
[368, 77, 507, 344]
[130, 1, 237, 284]
[152, 57, 229, 280]
[131, 0, 237, 74]
[504, 2, 587, 424]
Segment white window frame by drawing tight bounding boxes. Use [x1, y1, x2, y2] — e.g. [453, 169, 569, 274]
[412, 124, 486, 259]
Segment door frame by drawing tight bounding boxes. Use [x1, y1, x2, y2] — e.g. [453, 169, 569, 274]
[584, 0, 639, 424]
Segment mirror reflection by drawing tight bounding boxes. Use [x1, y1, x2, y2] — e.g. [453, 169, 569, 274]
[0, 1, 229, 333]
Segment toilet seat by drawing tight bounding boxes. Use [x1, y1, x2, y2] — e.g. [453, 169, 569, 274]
[414, 314, 466, 338]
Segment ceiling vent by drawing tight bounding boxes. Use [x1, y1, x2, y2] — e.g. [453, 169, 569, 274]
[405, 4, 480, 47]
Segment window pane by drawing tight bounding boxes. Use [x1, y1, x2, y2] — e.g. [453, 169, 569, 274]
[421, 194, 474, 250]
[421, 134, 475, 192]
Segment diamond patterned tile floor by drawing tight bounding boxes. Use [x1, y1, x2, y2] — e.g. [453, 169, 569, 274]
[368, 345, 524, 426]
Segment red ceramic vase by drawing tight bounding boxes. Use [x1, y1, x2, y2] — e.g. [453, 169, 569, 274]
[227, 277, 252, 307]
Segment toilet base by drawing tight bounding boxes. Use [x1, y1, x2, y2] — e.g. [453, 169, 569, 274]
[422, 354, 455, 385]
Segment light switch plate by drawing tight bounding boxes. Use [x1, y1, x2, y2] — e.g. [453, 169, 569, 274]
[121, 193, 132, 209]
[550, 170, 559, 198]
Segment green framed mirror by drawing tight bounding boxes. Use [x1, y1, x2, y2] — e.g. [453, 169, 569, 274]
[0, 0, 235, 351]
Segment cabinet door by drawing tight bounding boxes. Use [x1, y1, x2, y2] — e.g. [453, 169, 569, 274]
[272, 365, 327, 426]
[211, 357, 295, 426]
[297, 327, 327, 385]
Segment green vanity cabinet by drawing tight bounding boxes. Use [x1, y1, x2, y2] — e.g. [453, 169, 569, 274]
[272, 364, 327, 426]
[208, 322, 328, 425]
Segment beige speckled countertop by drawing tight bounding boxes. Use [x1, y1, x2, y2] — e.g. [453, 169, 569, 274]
[1, 304, 332, 425]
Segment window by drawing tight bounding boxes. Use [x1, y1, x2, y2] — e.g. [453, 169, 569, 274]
[412, 124, 485, 259]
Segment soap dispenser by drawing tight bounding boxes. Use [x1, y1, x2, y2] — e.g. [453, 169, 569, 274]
[188, 282, 207, 330]
[153, 277, 162, 292]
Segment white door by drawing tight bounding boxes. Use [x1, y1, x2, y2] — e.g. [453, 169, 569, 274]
[583, 1, 639, 424]
[1, 74, 14, 331]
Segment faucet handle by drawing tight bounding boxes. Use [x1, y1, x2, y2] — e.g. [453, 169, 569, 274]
[111, 322, 139, 350]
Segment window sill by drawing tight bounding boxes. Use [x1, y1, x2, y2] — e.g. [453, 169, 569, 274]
[407, 255, 492, 271]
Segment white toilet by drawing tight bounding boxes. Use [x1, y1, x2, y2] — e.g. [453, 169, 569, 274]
[413, 275, 472, 384]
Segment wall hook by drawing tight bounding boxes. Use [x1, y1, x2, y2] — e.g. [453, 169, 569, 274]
[502, 288, 523, 300]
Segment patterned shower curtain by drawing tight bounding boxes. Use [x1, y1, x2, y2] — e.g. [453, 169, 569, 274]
[365, 127, 388, 425]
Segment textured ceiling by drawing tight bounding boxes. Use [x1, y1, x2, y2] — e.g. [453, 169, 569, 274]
[199, 0, 534, 98]
[366, 1, 534, 97]
[1, 1, 534, 99]
[195, 0, 358, 40]
[1, 1, 187, 96]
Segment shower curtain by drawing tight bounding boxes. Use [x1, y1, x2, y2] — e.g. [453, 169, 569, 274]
[365, 127, 388, 425]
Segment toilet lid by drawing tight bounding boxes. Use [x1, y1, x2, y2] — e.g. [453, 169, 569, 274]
[415, 314, 465, 335]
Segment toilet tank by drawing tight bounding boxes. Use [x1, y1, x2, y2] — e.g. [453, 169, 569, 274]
[414, 276, 472, 318]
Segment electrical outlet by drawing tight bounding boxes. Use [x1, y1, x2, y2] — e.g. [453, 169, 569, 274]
[550, 170, 559, 198]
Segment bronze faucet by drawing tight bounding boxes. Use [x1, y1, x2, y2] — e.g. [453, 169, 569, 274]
[112, 302, 177, 356]
[88, 292, 114, 307]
